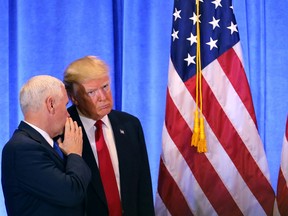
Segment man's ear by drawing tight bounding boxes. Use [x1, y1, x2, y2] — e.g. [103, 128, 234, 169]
[46, 96, 55, 114]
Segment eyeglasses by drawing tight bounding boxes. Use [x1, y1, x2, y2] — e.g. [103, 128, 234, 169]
[86, 83, 110, 97]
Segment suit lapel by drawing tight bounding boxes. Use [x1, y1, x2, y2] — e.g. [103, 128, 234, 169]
[107, 111, 127, 155]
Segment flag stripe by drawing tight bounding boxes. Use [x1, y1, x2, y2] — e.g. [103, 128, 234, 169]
[154, 192, 172, 216]
[203, 44, 271, 178]
[165, 58, 272, 215]
[277, 117, 288, 215]
[277, 170, 288, 215]
[157, 158, 194, 216]
[166, 69, 243, 215]
[161, 86, 218, 215]
[217, 46, 257, 125]
[199, 58, 274, 214]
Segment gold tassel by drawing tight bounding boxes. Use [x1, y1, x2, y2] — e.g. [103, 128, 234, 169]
[191, 0, 207, 153]
[197, 117, 207, 153]
[191, 109, 200, 147]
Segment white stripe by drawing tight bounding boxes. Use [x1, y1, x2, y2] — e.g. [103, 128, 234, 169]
[167, 59, 196, 127]
[168, 58, 266, 215]
[234, 42, 244, 65]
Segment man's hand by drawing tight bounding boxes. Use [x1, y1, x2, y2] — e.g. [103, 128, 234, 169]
[57, 117, 83, 156]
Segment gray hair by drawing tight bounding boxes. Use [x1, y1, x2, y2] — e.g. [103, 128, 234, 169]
[20, 75, 64, 114]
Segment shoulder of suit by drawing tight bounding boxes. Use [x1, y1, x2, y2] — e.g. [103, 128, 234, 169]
[109, 109, 139, 121]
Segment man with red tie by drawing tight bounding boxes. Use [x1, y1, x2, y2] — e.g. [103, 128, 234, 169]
[63, 56, 155, 216]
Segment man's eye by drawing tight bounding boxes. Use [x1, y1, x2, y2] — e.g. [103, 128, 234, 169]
[103, 84, 109, 91]
[87, 90, 96, 96]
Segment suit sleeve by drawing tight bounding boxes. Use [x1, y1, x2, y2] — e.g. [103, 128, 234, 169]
[13, 142, 91, 207]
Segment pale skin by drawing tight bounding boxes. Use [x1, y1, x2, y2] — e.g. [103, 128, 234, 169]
[57, 117, 83, 156]
[24, 86, 83, 156]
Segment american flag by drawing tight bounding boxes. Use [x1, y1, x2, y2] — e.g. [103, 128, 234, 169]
[155, 0, 276, 215]
[277, 117, 288, 215]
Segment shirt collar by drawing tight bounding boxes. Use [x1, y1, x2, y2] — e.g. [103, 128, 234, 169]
[77, 108, 110, 129]
[24, 120, 54, 147]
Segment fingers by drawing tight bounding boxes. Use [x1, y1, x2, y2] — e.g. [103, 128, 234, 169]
[78, 126, 82, 138]
[68, 117, 75, 132]
[61, 118, 83, 156]
[65, 117, 71, 133]
[66, 117, 80, 133]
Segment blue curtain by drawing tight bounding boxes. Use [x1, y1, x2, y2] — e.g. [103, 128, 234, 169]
[0, 0, 287, 214]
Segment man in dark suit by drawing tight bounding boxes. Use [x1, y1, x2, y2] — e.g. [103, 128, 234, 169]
[63, 56, 155, 216]
[1, 75, 91, 216]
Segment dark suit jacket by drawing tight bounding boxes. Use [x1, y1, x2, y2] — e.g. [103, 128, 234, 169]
[1, 121, 91, 216]
[68, 105, 155, 216]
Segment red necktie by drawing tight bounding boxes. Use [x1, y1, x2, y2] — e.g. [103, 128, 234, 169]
[95, 120, 122, 216]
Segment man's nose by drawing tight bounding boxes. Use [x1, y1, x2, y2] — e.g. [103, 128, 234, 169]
[96, 89, 106, 100]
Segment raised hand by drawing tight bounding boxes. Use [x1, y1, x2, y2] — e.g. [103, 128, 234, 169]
[57, 117, 83, 156]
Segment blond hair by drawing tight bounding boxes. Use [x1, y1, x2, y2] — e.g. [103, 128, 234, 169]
[63, 56, 109, 95]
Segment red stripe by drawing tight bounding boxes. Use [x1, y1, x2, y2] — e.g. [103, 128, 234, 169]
[165, 89, 243, 215]
[184, 50, 275, 214]
[277, 169, 288, 215]
[277, 117, 288, 215]
[217, 48, 257, 126]
[157, 158, 194, 216]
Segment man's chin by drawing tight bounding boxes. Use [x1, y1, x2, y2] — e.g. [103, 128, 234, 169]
[91, 110, 111, 120]
[77, 105, 112, 120]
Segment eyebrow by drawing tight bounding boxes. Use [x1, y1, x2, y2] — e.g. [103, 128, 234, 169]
[86, 82, 109, 90]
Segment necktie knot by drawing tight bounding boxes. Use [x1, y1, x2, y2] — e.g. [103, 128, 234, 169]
[95, 120, 103, 130]
[95, 120, 103, 144]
